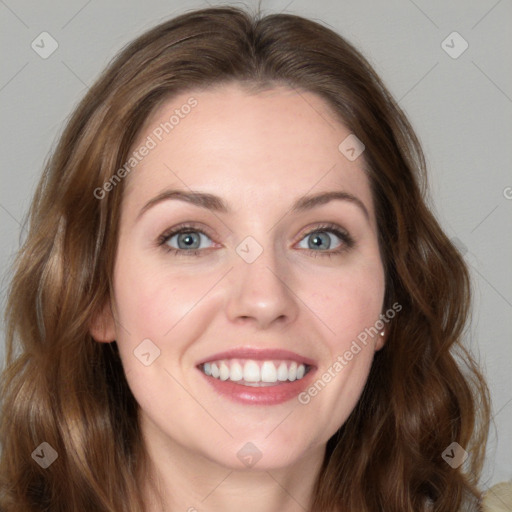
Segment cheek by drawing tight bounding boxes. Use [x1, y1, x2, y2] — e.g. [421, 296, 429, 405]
[112, 264, 167, 337]
[305, 264, 385, 349]
[301, 270, 383, 433]
[112, 250, 208, 339]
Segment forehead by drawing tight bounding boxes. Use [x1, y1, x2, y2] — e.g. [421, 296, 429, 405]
[122, 83, 375, 226]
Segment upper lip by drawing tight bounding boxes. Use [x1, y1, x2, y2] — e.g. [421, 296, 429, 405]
[196, 347, 317, 367]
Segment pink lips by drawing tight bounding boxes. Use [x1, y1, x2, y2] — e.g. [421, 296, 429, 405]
[196, 347, 317, 367]
[198, 369, 317, 405]
[196, 347, 318, 406]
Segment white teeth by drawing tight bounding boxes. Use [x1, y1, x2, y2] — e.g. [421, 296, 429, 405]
[200, 358, 309, 384]
[219, 362, 230, 381]
[288, 361, 297, 381]
[230, 361, 243, 381]
[261, 361, 277, 383]
[243, 361, 260, 382]
[277, 362, 288, 381]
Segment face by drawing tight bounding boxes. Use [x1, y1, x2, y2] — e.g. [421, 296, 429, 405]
[91, 83, 386, 471]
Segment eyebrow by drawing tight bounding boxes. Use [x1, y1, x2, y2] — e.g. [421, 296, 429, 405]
[136, 189, 370, 222]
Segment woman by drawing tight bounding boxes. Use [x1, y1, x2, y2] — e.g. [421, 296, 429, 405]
[0, 5, 490, 511]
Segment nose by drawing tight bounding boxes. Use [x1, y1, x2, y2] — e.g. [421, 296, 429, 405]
[224, 239, 300, 330]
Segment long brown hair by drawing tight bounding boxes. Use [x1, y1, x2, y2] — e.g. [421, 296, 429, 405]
[0, 5, 490, 511]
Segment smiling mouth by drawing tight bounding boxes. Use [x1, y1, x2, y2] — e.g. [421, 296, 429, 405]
[198, 358, 312, 386]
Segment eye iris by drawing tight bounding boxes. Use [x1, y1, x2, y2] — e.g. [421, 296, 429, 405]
[309, 232, 331, 250]
[178, 232, 200, 249]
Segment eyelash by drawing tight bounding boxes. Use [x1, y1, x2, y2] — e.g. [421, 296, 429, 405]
[156, 222, 355, 259]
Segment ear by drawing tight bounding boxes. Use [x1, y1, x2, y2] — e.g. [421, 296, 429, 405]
[89, 300, 117, 343]
[375, 328, 387, 351]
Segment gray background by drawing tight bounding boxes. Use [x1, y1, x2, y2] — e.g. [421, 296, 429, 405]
[1, 0, 511, 493]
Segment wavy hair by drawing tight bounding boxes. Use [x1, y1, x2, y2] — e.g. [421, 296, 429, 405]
[0, 5, 490, 511]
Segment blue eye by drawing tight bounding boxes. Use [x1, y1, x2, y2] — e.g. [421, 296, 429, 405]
[297, 225, 354, 257]
[299, 230, 340, 251]
[157, 222, 354, 258]
[158, 225, 214, 256]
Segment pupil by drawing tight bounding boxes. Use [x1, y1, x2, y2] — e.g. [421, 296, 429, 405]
[310, 232, 329, 249]
[179, 233, 199, 249]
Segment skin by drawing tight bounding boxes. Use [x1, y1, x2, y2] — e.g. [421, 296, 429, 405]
[90, 83, 387, 512]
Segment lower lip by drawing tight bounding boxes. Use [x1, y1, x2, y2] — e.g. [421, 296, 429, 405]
[197, 366, 317, 405]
